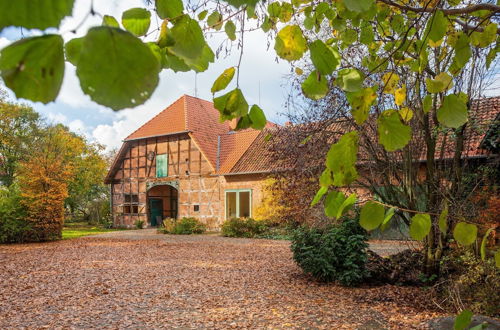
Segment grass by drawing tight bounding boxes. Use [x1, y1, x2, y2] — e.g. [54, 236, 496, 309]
[62, 222, 122, 240]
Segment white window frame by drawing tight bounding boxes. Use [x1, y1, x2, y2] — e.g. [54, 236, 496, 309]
[225, 189, 252, 219]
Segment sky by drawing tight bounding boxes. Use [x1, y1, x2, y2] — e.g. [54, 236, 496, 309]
[0, 0, 292, 151]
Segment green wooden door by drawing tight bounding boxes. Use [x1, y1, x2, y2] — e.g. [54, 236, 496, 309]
[149, 199, 163, 227]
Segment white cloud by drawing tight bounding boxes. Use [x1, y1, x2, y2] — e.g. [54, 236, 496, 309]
[0, 37, 10, 49]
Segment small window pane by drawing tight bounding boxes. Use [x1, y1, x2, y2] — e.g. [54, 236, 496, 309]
[239, 191, 250, 218]
[131, 195, 138, 203]
[132, 205, 138, 213]
[156, 154, 168, 178]
[124, 195, 131, 203]
[123, 205, 131, 214]
[226, 192, 237, 219]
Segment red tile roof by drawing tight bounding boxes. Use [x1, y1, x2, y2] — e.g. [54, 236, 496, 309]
[218, 130, 261, 174]
[125, 95, 231, 169]
[229, 96, 500, 174]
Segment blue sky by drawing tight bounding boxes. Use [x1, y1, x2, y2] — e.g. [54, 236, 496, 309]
[0, 0, 291, 151]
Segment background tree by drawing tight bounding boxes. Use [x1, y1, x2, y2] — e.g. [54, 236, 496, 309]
[0, 92, 41, 186]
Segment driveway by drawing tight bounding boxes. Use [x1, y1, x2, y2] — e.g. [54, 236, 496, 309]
[0, 230, 439, 329]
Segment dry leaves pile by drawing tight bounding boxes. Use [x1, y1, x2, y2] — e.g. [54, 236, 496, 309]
[0, 232, 442, 329]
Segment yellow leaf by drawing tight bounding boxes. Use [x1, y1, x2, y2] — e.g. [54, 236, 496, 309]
[395, 84, 406, 106]
[399, 107, 413, 122]
[382, 72, 399, 94]
[428, 38, 443, 48]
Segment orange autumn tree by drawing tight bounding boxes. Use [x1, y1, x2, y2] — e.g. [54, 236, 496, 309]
[17, 125, 86, 241]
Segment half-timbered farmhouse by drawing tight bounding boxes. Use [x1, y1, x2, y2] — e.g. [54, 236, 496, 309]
[105, 95, 275, 229]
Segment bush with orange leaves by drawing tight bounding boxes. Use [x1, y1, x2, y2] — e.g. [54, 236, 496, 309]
[17, 125, 83, 241]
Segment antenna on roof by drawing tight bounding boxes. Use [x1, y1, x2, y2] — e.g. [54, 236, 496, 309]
[194, 73, 198, 97]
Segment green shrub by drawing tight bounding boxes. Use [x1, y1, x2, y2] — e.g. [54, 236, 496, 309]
[0, 186, 31, 243]
[221, 218, 268, 238]
[161, 217, 206, 235]
[291, 217, 369, 286]
[437, 250, 500, 317]
[134, 220, 144, 229]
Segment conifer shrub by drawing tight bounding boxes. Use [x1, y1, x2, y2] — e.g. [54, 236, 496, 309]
[291, 217, 369, 286]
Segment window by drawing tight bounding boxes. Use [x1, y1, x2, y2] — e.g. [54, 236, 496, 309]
[156, 154, 168, 178]
[123, 194, 139, 214]
[225, 189, 251, 219]
[193, 204, 199, 212]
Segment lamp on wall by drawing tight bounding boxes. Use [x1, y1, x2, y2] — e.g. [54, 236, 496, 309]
[147, 151, 155, 161]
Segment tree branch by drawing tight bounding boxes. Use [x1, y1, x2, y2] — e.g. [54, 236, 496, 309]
[377, 0, 500, 17]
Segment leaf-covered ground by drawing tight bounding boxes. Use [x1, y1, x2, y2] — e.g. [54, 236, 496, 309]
[0, 230, 442, 328]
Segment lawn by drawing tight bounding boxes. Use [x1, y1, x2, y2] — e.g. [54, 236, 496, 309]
[62, 222, 122, 240]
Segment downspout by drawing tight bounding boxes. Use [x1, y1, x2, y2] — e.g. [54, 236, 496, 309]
[109, 183, 114, 228]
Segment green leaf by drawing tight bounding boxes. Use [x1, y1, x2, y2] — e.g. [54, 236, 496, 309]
[426, 72, 453, 93]
[336, 69, 364, 92]
[207, 11, 223, 30]
[360, 24, 374, 45]
[76, 27, 160, 110]
[344, 0, 374, 12]
[377, 110, 411, 151]
[0, 35, 64, 104]
[309, 40, 340, 75]
[225, 21, 237, 41]
[480, 228, 494, 261]
[279, 2, 293, 22]
[169, 15, 206, 62]
[454, 310, 473, 330]
[122, 8, 151, 37]
[423, 94, 432, 114]
[409, 214, 431, 241]
[65, 37, 83, 66]
[437, 94, 468, 128]
[438, 203, 448, 235]
[319, 169, 333, 187]
[471, 23, 497, 48]
[380, 207, 395, 232]
[198, 10, 208, 20]
[163, 49, 190, 72]
[325, 131, 359, 186]
[274, 25, 308, 61]
[324, 190, 346, 218]
[211, 67, 236, 94]
[346, 86, 377, 125]
[302, 70, 328, 100]
[360, 202, 385, 231]
[222, 0, 260, 8]
[341, 29, 358, 45]
[102, 15, 120, 28]
[0, 0, 74, 31]
[249, 105, 267, 130]
[453, 33, 471, 69]
[311, 186, 328, 206]
[337, 193, 357, 219]
[213, 88, 249, 121]
[453, 222, 477, 246]
[156, 0, 183, 20]
[267, 2, 281, 18]
[495, 250, 500, 268]
[182, 43, 214, 73]
[425, 10, 447, 43]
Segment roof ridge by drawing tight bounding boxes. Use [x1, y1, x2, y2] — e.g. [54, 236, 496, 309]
[124, 95, 186, 141]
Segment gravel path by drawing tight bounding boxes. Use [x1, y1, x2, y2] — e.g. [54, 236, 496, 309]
[0, 231, 439, 329]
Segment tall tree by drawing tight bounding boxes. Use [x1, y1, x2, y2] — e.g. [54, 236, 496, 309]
[0, 93, 40, 186]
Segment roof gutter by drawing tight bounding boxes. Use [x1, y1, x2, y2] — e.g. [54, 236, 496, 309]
[124, 130, 191, 142]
